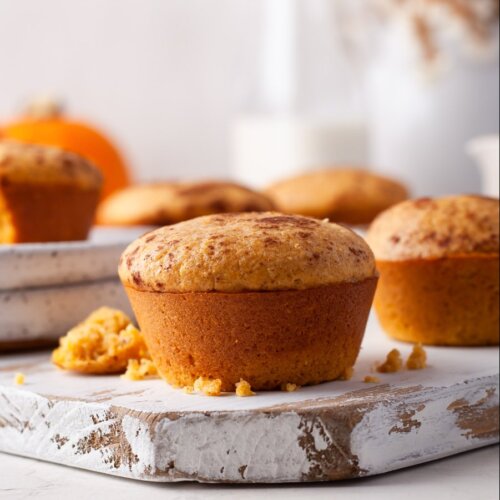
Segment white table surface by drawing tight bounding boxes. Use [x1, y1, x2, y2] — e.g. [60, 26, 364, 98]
[0, 445, 498, 500]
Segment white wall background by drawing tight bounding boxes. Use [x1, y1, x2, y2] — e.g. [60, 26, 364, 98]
[0, 0, 498, 194]
[0, 0, 264, 181]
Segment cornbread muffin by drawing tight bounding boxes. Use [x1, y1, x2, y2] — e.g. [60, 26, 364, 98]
[0, 140, 102, 243]
[119, 212, 378, 391]
[265, 168, 408, 225]
[97, 181, 276, 226]
[367, 195, 500, 346]
[52, 307, 150, 374]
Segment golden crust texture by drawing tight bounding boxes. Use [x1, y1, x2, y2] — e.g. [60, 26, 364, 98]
[367, 195, 500, 261]
[0, 140, 102, 189]
[119, 212, 377, 292]
[265, 168, 408, 225]
[96, 181, 276, 226]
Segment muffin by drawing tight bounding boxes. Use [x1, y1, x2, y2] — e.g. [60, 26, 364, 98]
[119, 212, 378, 391]
[265, 168, 409, 225]
[97, 181, 276, 226]
[367, 195, 499, 346]
[0, 140, 102, 243]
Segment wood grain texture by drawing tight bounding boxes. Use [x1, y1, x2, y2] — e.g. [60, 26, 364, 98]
[0, 316, 498, 483]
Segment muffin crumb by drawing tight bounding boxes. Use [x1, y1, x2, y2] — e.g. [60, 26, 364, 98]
[363, 375, 381, 384]
[235, 379, 255, 397]
[183, 386, 194, 394]
[14, 372, 25, 385]
[281, 382, 299, 392]
[376, 349, 403, 373]
[193, 376, 222, 396]
[121, 358, 158, 381]
[339, 366, 354, 381]
[406, 343, 427, 370]
[51, 307, 150, 374]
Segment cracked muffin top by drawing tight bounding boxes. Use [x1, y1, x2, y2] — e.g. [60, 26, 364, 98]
[0, 140, 102, 189]
[367, 195, 500, 261]
[265, 168, 408, 225]
[97, 181, 276, 226]
[119, 212, 377, 292]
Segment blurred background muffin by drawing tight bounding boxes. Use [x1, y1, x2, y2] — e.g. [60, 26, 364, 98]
[0, 140, 102, 243]
[1, 98, 130, 200]
[265, 168, 408, 225]
[367, 195, 499, 346]
[97, 181, 276, 226]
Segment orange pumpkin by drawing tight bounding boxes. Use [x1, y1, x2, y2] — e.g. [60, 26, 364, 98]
[1, 98, 131, 199]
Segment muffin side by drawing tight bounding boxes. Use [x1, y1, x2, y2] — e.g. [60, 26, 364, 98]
[367, 195, 500, 346]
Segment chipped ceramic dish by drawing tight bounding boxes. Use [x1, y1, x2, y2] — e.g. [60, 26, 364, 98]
[0, 227, 151, 291]
[0, 227, 149, 350]
[0, 279, 133, 350]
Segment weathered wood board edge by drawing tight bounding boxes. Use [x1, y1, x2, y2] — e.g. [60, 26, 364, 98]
[0, 374, 498, 483]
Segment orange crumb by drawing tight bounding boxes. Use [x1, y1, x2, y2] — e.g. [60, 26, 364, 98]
[235, 379, 255, 397]
[339, 366, 354, 381]
[363, 375, 380, 384]
[376, 349, 403, 373]
[281, 382, 299, 392]
[407, 343, 427, 370]
[51, 307, 149, 374]
[193, 376, 222, 396]
[121, 358, 158, 381]
[14, 372, 25, 385]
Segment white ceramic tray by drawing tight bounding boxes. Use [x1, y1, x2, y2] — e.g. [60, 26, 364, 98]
[0, 278, 133, 349]
[0, 227, 150, 291]
[0, 227, 147, 349]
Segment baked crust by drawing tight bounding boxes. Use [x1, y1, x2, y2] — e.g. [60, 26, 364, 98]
[124, 278, 378, 391]
[265, 168, 408, 225]
[0, 141, 102, 243]
[374, 257, 499, 346]
[0, 140, 102, 189]
[119, 212, 377, 292]
[96, 181, 276, 226]
[367, 195, 499, 260]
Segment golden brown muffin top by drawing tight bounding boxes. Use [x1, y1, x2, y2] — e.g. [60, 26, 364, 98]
[367, 195, 500, 261]
[0, 140, 102, 189]
[97, 181, 276, 226]
[119, 212, 377, 292]
[265, 168, 409, 225]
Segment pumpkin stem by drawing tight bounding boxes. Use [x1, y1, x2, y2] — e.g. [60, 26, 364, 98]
[24, 96, 64, 120]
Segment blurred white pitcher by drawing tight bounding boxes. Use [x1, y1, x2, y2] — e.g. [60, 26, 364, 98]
[467, 135, 499, 198]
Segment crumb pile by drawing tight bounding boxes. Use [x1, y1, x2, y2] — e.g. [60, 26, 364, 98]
[52, 307, 150, 374]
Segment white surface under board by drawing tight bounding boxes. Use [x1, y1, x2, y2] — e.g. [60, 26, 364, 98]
[0, 445, 497, 500]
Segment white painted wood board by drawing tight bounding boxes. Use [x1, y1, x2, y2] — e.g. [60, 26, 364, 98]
[0, 315, 498, 483]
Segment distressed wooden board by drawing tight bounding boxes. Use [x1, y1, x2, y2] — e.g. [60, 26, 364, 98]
[0, 315, 498, 483]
